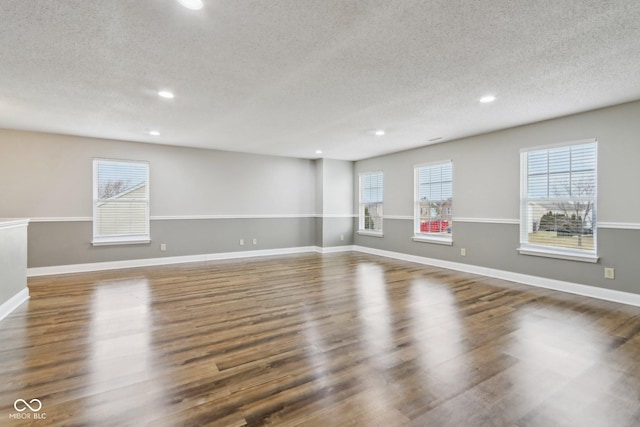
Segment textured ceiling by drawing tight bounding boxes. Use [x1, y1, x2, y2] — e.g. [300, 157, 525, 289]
[1, 1, 640, 160]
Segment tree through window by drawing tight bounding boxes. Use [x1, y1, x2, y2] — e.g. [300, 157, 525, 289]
[92, 159, 150, 245]
[520, 140, 597, 257]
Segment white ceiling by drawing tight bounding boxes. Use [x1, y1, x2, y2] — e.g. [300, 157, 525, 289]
[1, 1, 640, 161]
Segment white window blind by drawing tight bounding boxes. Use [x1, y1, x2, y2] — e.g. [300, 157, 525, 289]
[93, 159, 150, 245]
[520, 140, 597, 257]
[359, 172, 383, 233]
[414, 161, 453, 241]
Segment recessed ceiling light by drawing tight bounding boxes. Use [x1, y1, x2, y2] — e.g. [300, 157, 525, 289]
[177, 0, 203, 10]
[375, 130, 385, 136]
[158, 91, 174, 99]
[480, 95, 496, 103]
[315, 149, 323, 154]
[148, 130, 161, 136]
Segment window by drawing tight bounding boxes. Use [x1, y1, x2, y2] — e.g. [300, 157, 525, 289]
[414, 161, 453, 244]
[92, 159, 150, 245]
[359, 172, 383, 235]
[519, 139, 597, 262]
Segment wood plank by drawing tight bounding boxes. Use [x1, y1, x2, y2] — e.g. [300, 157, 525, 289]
[0, 252, 639, 426]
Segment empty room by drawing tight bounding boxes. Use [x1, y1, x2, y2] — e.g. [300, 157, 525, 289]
[1, 1, 640, 426]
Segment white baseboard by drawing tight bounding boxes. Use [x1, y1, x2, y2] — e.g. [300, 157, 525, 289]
[0, 288, 30, 322]
[27, 246, 320, 277]
[27, 245, 364, 276]
[25, 244, 640, 308]
[315, 245, 355, 254]
[353, 245, 640, 307]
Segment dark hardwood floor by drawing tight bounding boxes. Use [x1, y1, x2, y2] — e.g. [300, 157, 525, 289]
[1, 252, 640, 426]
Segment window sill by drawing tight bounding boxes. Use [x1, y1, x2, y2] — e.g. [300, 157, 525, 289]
[357, 230, 384, 238]
[92, 237, 151, 247]
[517, 246, 598, 263]
[412, 235, 453, 245]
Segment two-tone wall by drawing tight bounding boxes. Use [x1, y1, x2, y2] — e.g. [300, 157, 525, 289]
[3, 101, 639, 299]
[0, 129, 325, 269]
[354, 101, 640, 295]
[0, 219, 29, 320]
[315, 159, 355, 248]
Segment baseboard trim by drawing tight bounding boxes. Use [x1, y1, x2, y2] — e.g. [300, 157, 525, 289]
[0, 288, 30, 322]
[315, 245, 356, 254]
[353, 245, 640, 307]
[27, 246, 320, 277]
[26, 244, 640, 308]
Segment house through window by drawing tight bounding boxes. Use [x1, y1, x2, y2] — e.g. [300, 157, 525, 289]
[358, 171, 383, 235]
[414, 161, 453, 244]
[92, 158, 150, 245]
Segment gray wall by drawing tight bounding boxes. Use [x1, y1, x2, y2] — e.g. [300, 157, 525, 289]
[0, 223, 28, 306]
[314, 159, 324, 247]
[4, 100, 639, 295]
[0, 129, 318, 267]
[28, 218, 315, 267]
[321, 159, 354, 216]
[1, 129, 316, 218]
[315, 159, 354, 247]
[354, 101, 640, 295]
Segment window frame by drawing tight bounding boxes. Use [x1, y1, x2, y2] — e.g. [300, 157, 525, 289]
[518, 139, 598, 263]
[413, 160, 453, 245]
[358, 171, 384, 237]
[92, 158, 151, 246]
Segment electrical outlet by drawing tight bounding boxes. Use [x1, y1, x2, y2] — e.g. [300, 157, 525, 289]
[239, 239, 244, 246]
[604, 267, 615, 280]
[160, 243, 167, 252]
[340, 234, 344, 241]
[252, 238, 257, 245]
[461, 248, 466, 257]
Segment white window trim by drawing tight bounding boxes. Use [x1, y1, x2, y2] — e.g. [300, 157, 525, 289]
[517, 244, 598, 263]
[413, 160, 453, 245]
[518, 138, 597, 261]
[91, 236, 151, 246]
[358, 171, 384, 234]
[518, 137, 598, 153]
[92, 158, 151, 246]
[357, 230, 384, 238]
[412, 234, 453, 245]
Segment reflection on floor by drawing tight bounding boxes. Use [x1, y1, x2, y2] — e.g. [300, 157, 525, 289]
[1, 252, 639, 426]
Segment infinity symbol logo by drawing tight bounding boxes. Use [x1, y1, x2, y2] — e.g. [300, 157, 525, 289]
[14, 398, 42, 412]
